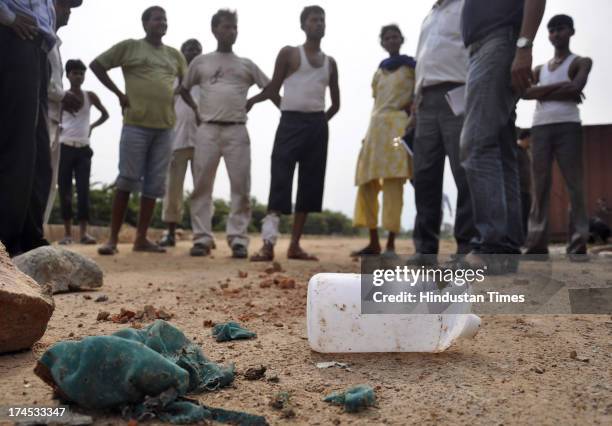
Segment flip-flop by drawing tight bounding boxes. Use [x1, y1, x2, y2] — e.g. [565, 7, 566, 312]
[58, 237, 73, 245]
[80, 235, 97, 245]
[350, 246, 381, 257]
[133, 243, 166, 253]
[250, 251, 274, 262]
[98, 244, 118, 255]
[287, 250, 318, 261]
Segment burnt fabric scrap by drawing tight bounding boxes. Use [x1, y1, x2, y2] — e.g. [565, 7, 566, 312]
[212, 321, 257, 342]
[324, 385, 376, 413]
[34, 320, 267, 425]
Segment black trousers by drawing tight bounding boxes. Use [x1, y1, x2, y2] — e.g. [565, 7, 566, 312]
[58, 144, 93, 221]
[413, 84, 475, 254]
[0, 27, 51, 256]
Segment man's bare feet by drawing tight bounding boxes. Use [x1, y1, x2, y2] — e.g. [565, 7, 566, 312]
[133, 238, 166, 253]
[287, 245, 318, 261]
[250, 242, 274, 262]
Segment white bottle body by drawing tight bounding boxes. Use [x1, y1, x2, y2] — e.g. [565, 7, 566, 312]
[307, 273, 480, 353]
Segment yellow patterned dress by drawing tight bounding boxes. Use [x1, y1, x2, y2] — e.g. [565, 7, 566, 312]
[353, 65, 415, 232]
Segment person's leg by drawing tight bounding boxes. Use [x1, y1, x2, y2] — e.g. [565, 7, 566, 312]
[440, 96, 475, 255]
[135, 128, 174, 251]
[221, 125, 252, 255]
[20, 46, 52, 253]
[0, 28, 41, 256]
[57, 144, 75, 242]
[553, 123, 589, 255]
[381, 178, 404, 252]
[499, 118, 523, 252]
[190, 124, 222, 252]
[292, 113, 328, 259]
[352, 179, 382, 254]
[251, 113, 300, 261]
[74, 146, 94, 243]
[99, 125, 149, 254]
[160, 147, 192, 245]
[413, 89, 445, 255]
[460, 28, 518, 255]
[525, 125, 554, 254]
[44, 120, 61, 224]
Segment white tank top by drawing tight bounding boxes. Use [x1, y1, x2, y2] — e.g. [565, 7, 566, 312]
[532, 54, 581, 126]
[280, 45, 330, 112]
[60, 91, 91, 145]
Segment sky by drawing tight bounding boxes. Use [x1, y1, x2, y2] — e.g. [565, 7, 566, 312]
[57, 0, 612, 230]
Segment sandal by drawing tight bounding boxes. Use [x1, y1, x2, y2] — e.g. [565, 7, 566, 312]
[133, 241, 166, 253]
[350, 246, 381, 257]
[80, 234, 97, 245]
[287, 249, 318, 261]
[98, 243, 118, 255]
[59, 237, 73, 245]
[250, 242, 274, 262]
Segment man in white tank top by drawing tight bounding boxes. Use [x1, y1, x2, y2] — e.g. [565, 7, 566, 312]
[249, 5, 340, 262]
[57, 59, 108, 245]
[522, 15, 593, 261]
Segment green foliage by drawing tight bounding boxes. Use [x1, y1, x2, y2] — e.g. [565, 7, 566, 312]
[49, 183, 358, 236]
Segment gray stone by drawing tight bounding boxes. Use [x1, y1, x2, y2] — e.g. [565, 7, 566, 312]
[0, 243, 55, 353]
[13, 246, 103, 294]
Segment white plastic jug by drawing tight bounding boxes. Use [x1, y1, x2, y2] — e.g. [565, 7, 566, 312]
[307, 273, 481, 353]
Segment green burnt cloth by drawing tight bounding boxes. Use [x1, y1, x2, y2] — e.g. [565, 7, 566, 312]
[35, 320, 267, 425]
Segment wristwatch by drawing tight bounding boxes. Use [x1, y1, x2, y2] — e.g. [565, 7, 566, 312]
[516, 37, 533, 49]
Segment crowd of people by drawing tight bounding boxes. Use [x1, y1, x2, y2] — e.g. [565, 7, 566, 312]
[0, 0, 596, 274]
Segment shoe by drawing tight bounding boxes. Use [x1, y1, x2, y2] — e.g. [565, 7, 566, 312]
[158, 233, 176, 247]
[464, 252, 517, 275]
[405, 253, 438, 267]
[80, 234, 97, 245]
[232, 244, 248, 259]
[250, 242, 274, 262]
[523, 249, 550, 262]
[59, 237, 73, 245]
[568, 252, 589, 263]
[190, 243, 210, 257]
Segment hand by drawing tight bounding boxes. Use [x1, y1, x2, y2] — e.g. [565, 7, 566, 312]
[8, 13, 38, 40]
[117, 93, 130, 113]
[245, 98, 255, 113]
[62, 92, 83, 114]
[511, 48, 533, 94]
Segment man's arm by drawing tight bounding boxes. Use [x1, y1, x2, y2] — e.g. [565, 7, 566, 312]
[511, 0, 547, 93]
[89, 59, 130, 113]
[179, 86, 202, 126]
[87, 91, 109, 135]
[246, 46, 292, 112]
[326, 57, 340, 121]
[523, 58, 592, 102]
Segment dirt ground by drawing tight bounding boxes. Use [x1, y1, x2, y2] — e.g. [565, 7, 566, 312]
[1, 234, 611, 426]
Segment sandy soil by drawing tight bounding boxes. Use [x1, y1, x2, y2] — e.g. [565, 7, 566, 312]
[1, 235, 611, 426]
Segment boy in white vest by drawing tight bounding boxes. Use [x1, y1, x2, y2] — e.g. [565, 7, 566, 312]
[522, 14, 593, 261]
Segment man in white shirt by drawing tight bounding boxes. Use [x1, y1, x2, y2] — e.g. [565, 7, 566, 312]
[180, 10, 277, 258]
[408, 0, 475, 266]
[44, 0, 84, 224]
[158, 38, 203, 248]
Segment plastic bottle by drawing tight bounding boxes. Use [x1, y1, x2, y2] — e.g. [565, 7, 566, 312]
[307, 273, 481, 353]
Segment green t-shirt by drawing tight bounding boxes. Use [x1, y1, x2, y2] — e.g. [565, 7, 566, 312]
[96, 39, 187, 129]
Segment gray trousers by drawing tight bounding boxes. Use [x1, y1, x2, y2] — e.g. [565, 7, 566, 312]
[413, 83, 475, 254]
[526, 122, 588, 253]
[460, 27, 523, 254]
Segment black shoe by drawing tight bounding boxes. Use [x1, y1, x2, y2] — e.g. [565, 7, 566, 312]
[159, 233, 176, 247]
[232, 244, 248, 259]
[523, 249, 550, 262]
[405, 253, 438, 267]
[190, 243, 210, 257]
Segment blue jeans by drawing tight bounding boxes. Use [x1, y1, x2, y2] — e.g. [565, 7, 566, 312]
[116, 125, 173, 199]
[460, 27, 523, 254]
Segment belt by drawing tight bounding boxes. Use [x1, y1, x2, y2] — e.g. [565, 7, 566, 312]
[205, 120, 245, 126]
[61, 140, 89, 148]
[421, 82, 464, 93]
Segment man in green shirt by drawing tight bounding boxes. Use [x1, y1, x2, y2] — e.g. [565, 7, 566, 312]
[90, 6, 187, 255]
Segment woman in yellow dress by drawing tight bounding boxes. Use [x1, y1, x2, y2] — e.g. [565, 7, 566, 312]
[352, 24, 415, 256]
